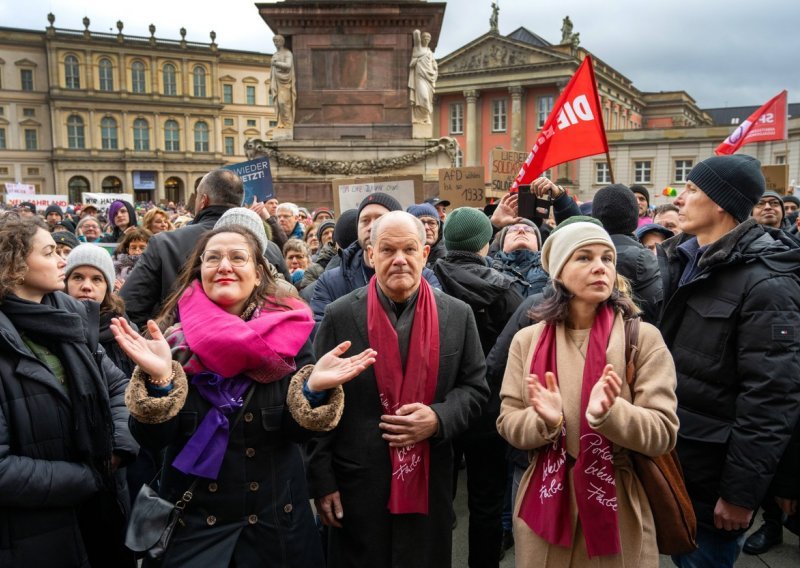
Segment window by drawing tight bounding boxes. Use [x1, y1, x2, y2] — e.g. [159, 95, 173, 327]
[0, 167, 9, 175]
[595, 162, 611, 184]
[268, 93, 274, 106]
[0, 128, 5, 149]
[101, 117, 118, 150]
[449, 103, 463, 134]
[131, 61, 146, 93]
[24, 129, 37, 150]
[20, 69, 34, 91]
[246, 85, 256, 105]
[634, 160, 652, 184]
[22, 108, 35, 117]
[98, 58, 114, 91]
[247, 119, 257, 127]
[730, 117, 740, 125]
[223, 84, 233, 104]
[102, 176, 122, 193]
[65, 55, 80, 89]
[454, 147, 464, 168]
[27, 167, 39, 175]
[674, 159, 693, 183]
[776, 155, 786, 165]
[537, 96, 554, 128]
[268, 120, 278, 128]
[164, 119, 180, 151]
[223, 117, 234, 126]
[163, 63, 177, 96]
[194, 121, 209, 152]
[67, 115, 85, 149]
[224, 136, 235, 155]
[68, 176, 90, 203]
[193, 66, 206, 97]
[133, 118, 150, 151]
[492, 99, 507, 132]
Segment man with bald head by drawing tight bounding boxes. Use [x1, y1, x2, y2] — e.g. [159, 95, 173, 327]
[308, 211, 489, 568]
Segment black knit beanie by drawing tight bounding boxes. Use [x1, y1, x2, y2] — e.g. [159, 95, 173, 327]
[356, 192, 402, 219]
[317, 220, 336, 242]
[591, 184, 638, 235]
[333, 209, 359, 249]
[687, 155, 765, 223]
[45, 204, 64, 219]
[444, 207, 493, 253]
[782, 194, 800, 209]
[630, 184, 650, 206]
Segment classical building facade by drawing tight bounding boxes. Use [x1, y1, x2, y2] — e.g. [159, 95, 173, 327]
[0, 14, 276, 203]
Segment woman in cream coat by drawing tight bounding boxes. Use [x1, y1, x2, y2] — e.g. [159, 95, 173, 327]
[497, 220, 678, 567]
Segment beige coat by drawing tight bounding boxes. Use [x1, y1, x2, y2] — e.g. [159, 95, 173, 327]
[496, 313, 678, 567]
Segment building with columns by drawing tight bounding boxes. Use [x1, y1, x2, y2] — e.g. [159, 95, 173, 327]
[0, 14, 276, 203]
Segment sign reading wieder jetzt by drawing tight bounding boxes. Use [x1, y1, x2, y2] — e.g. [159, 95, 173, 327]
[223, 157, 274, 205]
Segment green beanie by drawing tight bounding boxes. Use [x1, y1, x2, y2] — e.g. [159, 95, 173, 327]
[443, 207, 493, 253]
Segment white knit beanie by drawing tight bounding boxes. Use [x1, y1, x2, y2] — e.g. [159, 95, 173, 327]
[541, 221, 616, 279]
[65, 243, 116, 289]
[214, 208, 269, 254]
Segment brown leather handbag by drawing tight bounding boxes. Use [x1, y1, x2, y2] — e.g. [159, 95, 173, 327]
[624, 318, 698, 555]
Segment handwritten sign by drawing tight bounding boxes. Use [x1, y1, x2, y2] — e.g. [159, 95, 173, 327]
[82, 192, 134, 207]
[332, 175, 423, 213]
[438, 167, 485, 209]
[762, 165, 788, 195]
[6, 193, 69, 212]
[223, 157, 274, 205]
[4, 182, 35, 195]
[490, 148, 528, 192]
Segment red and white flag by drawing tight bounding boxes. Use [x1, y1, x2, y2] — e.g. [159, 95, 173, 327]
[715, 90, 787, 155]
[511, 55, 608, 190]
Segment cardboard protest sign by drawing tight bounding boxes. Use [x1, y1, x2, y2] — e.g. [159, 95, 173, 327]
[438, 167, 485, 208]
[223, 157, 274, 205]
[491, 149, 528, 192]
[762, 165, 789, 194]
[332, 175, 423, 213]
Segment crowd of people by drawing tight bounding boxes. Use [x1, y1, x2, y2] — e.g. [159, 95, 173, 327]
[0, 154, 798, 568]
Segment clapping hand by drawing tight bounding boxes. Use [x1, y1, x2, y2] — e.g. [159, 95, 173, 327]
[306, 341, 376, 392]
[586, 364, 622, 421]
[110, 318, 173, 383]
[527, 371, 563, 429]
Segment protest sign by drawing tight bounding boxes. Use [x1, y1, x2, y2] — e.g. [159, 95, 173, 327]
[438, 167, 485, 208]
[490, 149, 528, 193]
[762, 165, 789, 194]
[81, 192, 134, 207]
[223, 157, 274, 205]
[6, 194, 69, 212]
[332, 175, 423, 213]
[4, 182, 35, 195]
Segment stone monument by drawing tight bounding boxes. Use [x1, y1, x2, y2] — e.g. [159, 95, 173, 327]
[408, 29, 438, 138]
[269, 34, 296, 138]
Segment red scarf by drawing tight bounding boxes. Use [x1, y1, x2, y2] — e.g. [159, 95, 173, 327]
[367, 276, 439, 514]
[518, 305, 621, 557]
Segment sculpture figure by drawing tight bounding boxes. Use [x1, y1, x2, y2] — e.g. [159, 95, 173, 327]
[408, 30, 438, 125]
[490, 2, 499, 32]
[270, 34, 296, 129]
[560, 16, 573, 44]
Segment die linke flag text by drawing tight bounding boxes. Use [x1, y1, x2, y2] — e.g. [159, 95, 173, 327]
[511, 55, 608, 190]
[715, 90, 788, 155]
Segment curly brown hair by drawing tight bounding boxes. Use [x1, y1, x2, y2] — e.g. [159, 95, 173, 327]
[0, 213, 49, 302]
[154, 226, 299, 330]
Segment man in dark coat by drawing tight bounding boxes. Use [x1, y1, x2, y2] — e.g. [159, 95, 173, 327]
[659, 155, 800, 568]
[407, 202, 446, 268]
[308, 211, 489, 568]
[120, 169, 288, 327]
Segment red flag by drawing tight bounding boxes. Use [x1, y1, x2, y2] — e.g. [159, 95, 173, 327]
[512, 55, 608, 190]
[715, 90, 787, 155]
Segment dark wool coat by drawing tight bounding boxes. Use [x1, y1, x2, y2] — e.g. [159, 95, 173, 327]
[0, 293, 137, 567]
[658, 219, 800, 535]
[307, 288, 489, 568]
[610, 233, 663, 324]
[131, 341, 324, 568]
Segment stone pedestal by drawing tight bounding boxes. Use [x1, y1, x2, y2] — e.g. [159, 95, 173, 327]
[271, 127, 294, 141]
[412, 122, 433, 139]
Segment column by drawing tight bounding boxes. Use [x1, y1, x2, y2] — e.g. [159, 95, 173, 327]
[464, 90, 480, 166]
[509, 86, 524, 152]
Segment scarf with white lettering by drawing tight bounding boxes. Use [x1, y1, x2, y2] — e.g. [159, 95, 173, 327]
[518, 304, 621, 557]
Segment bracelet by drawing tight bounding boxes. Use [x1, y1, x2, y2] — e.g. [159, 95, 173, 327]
[147, 368, 175, 387]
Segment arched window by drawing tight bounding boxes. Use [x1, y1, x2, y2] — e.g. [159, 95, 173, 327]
[165, 176, 183, 203]
[194, 121, 209, 152]
[163, 63, 177, 96]
[98, 58, 114, 91]
[133, 118, 150, 151]
[131, 60, 146, 93]
[193, 65, 206, 97]
[65, 55, 80, 89]
[164, 119, 180, 151]
[68, 175, 90, 204]
[67, 115, 85, 149]
[102, 176, 122, 193]
[101, 116, 118, 150]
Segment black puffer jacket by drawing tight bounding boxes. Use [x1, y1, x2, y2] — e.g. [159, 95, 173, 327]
[610, 233, 662, 324]
[659, 219, 800, 535]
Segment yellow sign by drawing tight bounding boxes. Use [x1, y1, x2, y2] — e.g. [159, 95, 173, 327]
[438, 167, 485, 208]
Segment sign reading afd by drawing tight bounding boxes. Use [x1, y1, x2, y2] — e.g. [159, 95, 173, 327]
[224, 157, 274, 205]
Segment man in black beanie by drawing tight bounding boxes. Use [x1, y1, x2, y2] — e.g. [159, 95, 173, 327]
[591, 184, 662, 324]
[660, 154, 800, 568]
[310, 193, 441, 326]
[630, 183, 651, 224]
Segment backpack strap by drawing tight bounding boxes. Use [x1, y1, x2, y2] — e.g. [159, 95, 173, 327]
[624, 317, 641, 387]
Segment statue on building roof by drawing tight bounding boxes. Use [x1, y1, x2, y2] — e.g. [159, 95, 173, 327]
[490, 2, 499, 33]
[560, 16, 573, 44]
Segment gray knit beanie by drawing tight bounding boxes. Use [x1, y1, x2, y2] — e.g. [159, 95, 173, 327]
[443, 207, 493, 253]
[214, 207, 269, 254]
[687, 155, 765, 223]
[66, 244, 116, 289]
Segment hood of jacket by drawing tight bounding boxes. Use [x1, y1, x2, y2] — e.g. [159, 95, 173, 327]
[433, 251, 515, 308]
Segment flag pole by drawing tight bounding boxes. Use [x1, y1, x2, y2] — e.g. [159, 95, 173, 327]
[605, 150, 615, 184]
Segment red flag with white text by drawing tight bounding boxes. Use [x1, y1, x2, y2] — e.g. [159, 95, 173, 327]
[511, 55, 608, 190]
[715, 90, 787, 155]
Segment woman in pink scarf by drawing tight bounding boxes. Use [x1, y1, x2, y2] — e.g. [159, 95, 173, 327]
[112, 225, 375, 567]
[497, 220, 678, 567]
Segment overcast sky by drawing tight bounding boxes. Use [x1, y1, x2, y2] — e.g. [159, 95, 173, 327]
[6, 0, 798, 109]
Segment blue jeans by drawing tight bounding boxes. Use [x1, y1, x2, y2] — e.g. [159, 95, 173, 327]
[671, 526, 746, 568]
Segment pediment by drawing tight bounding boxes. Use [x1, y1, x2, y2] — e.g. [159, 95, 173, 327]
[221, 127, 238, 134]
[438, 34, 569, 75]
[15, 58, 38, 67]
[219, 75, 236, 82]
[20, 118, 41, 127]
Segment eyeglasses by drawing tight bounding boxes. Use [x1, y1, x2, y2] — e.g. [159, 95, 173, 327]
[200, 249, 251, 267]
[508, 224, 536, 233]
[755, 199, 781, 209]
[421, 219, 438, 228]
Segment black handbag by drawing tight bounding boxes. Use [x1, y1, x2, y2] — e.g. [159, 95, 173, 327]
[125, 385, 256, 559]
